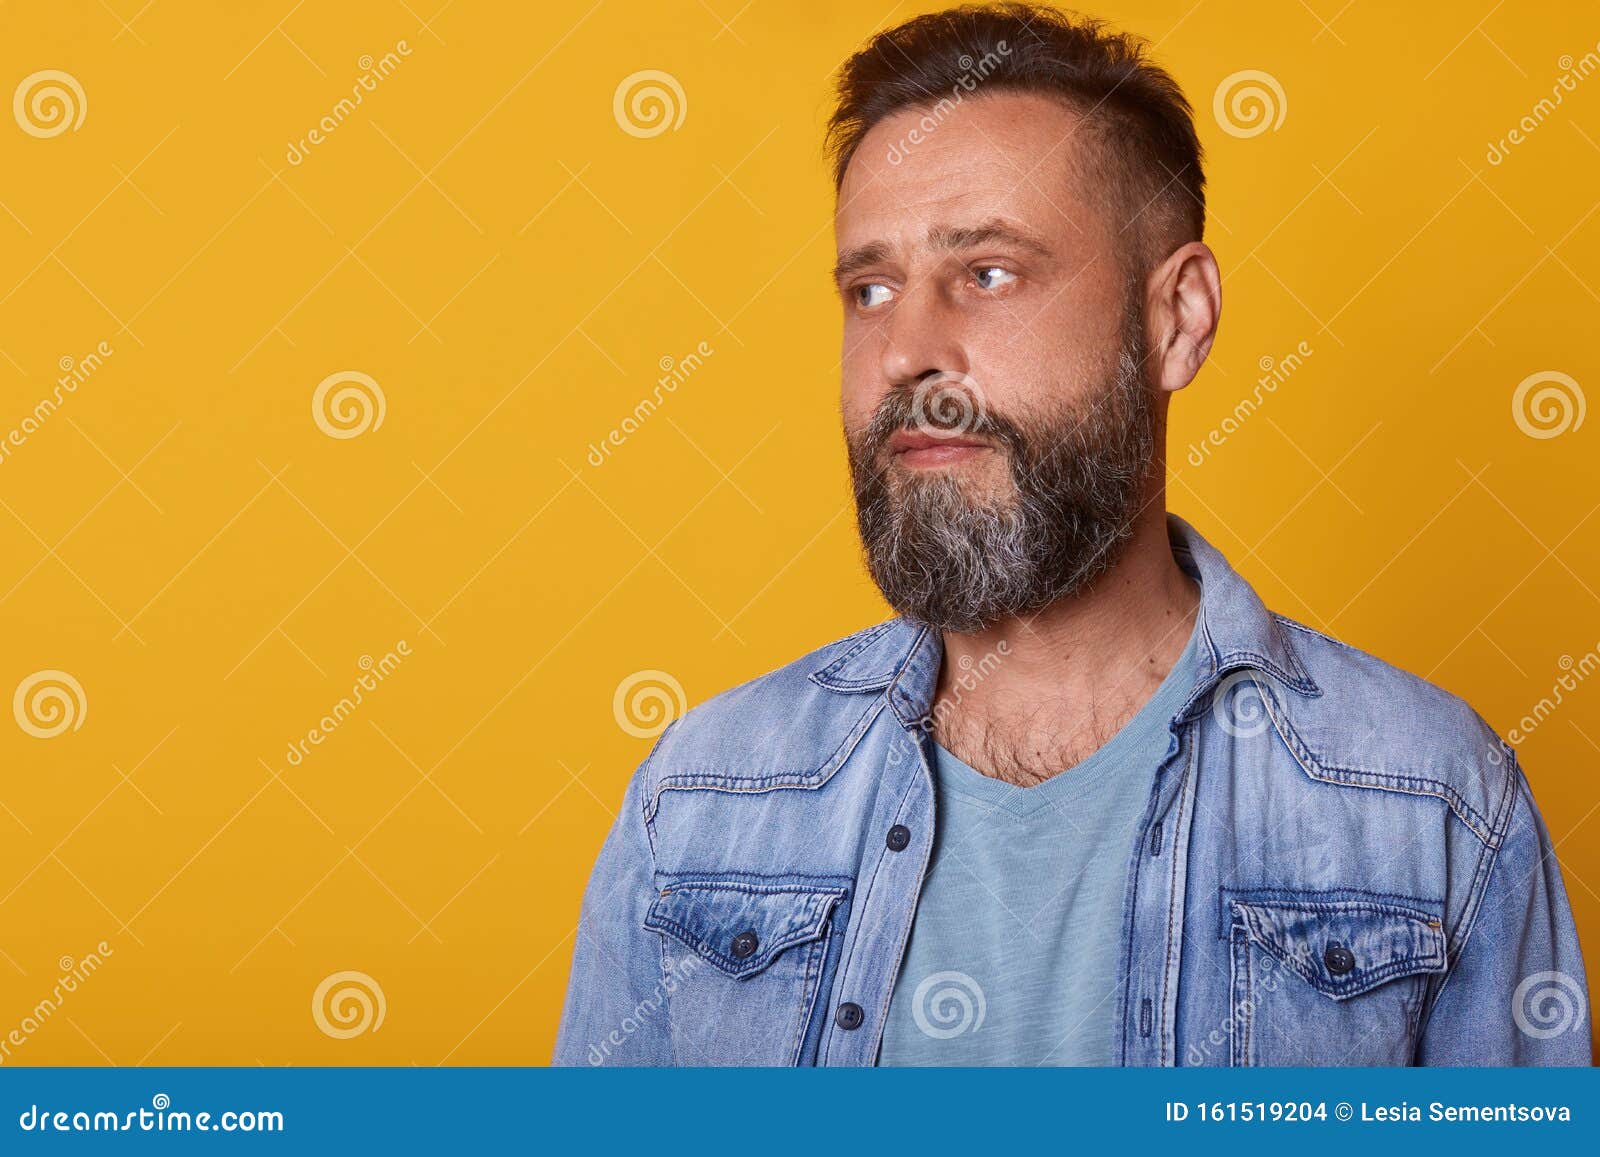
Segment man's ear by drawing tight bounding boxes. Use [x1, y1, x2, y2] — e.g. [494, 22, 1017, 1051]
[1145, 241, 1221, 394]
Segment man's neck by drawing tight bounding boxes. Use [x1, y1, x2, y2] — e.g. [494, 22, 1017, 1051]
[931, 506, 1200, 786]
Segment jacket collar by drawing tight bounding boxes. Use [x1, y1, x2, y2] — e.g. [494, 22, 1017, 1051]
[809, 513, 1320, 720]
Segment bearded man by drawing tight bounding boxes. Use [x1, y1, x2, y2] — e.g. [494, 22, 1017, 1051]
[554, 3, 1589, 1067]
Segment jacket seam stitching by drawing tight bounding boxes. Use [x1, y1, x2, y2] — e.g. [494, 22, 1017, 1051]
[1158, 735, 1197, 1065]
[1418, 745, 1522, 1035]
[809, 622, 899, 689]
[885, 627, 935, 727]
[1230, 908, 1445, 995]
[636, 727, 667, 1061]
[788, 933, 830, 1065]
[1260, 692, 1495, 846]
[1218, 891, 1444, 938]
[644, 905, 833, 978]
[1311, 762, 1494, 842]
[657, 876, 851, 892]
[824, 725, 928, 1065]
[647, 700, 888, 815]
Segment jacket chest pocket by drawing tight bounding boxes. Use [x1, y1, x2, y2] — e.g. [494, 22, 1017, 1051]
[645, 875, 850, 1066]
[1223, 891, 1447, 1067]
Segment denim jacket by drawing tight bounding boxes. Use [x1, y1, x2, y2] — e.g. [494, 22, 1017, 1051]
[555, 514, 1590, 1066]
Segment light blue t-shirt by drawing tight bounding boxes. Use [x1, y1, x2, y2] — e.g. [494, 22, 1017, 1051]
[879, 613, 1202, 1066]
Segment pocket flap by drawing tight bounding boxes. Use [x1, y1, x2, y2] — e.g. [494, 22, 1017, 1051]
[645, 876, 849, 979]
[1225, 891, 1447, 1000]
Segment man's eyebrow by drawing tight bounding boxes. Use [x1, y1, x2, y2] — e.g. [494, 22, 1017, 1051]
[927, 219, 1053, 258]
[831, 220, 1053, 284]
[832, 241, 893, 283]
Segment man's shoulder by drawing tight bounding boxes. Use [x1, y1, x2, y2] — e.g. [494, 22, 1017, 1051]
[1267, 612, 1519, 845]
[641, 619, 914, 800]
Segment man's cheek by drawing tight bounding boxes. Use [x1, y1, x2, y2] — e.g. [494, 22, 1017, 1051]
[839, 381, 883, 436]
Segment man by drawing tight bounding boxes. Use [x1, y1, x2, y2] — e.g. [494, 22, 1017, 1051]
[555, 3, 1589, 1066]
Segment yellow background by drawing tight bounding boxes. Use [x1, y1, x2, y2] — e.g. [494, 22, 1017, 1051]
[1, 0, 1597, 1065]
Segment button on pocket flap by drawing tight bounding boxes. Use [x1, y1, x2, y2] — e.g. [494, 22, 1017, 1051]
[1228, 893, 1447, 1000]
[645, 877, 849, 979]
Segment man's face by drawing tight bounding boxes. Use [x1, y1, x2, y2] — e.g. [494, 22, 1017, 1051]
[835, 91, 1158, 631]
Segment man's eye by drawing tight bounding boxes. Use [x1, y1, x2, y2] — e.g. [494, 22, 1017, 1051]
[855, 283, 893, 309]
[972, 266, 1017, 291]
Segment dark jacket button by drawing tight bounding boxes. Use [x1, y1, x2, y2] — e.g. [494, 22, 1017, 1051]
[1324, 943, 1355, 975]
[730, 930, 759, 960]
[886, 824, 911, 852]
[835, 1002, 865, 1030]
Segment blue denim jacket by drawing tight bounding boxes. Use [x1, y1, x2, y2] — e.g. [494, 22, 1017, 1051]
[555, 515, 1590, 1066]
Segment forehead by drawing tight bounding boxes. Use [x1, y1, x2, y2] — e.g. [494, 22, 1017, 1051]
[835, 90, 1107, 254]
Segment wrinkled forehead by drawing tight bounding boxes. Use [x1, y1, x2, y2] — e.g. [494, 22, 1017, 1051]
[834, 91, 1113, 257]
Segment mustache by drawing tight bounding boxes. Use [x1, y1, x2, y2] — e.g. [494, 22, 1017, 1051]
[857, 382, 1029, 463]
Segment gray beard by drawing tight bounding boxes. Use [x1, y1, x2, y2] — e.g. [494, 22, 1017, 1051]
[847, 323, 1155, 633]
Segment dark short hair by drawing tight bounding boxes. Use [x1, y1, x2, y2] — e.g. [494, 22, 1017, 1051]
[826, 3, 1205, 270]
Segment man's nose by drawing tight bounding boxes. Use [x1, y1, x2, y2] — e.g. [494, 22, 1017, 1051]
[879, 281, 969, 389]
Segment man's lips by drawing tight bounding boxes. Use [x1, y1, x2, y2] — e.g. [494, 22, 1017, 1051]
[885, 428, 993, 467]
